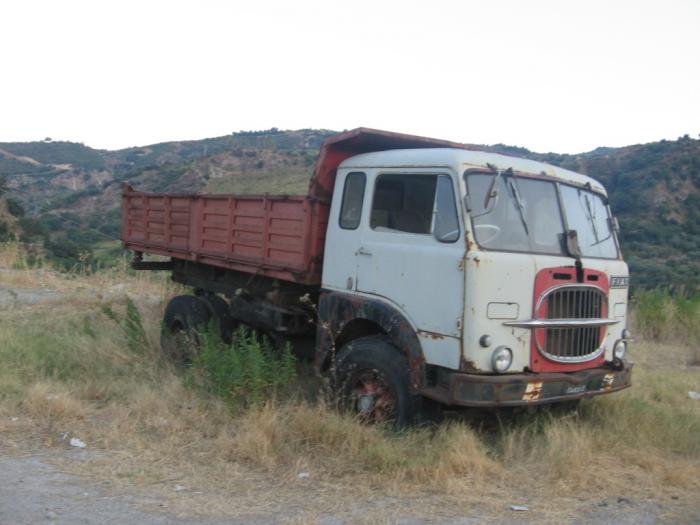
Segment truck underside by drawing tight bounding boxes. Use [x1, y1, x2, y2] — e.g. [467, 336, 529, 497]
[142, 256, 632, 413]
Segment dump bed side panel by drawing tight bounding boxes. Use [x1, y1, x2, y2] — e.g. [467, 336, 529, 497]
[122, 186, 328, 285]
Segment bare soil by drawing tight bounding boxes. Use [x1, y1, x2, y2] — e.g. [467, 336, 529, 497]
[0, 448, 687, 525]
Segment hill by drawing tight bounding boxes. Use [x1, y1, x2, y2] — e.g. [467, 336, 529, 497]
[1, 130, 698, 291]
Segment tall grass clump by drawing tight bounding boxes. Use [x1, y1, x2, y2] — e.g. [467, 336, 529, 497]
[632, 289, 700, 345]
[0, 241, 44, 270]
[100, 297, 151, 355]
[189, 325, 297, 409]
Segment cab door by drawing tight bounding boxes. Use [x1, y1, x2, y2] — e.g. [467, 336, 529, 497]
[355, 170, 465, 367]
[321, 170, 367, 293]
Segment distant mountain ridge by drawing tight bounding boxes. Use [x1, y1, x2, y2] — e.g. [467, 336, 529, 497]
[1, 129, 698, 291]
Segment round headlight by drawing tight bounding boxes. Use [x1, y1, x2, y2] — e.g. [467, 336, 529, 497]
[622, 328, 632, 340]
[479, 334, 492, 348]
[491, 346, 513, 373]
[614, 340, 627, 360]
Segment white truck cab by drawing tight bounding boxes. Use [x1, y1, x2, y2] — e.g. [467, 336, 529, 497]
[319, 147, 631, 419]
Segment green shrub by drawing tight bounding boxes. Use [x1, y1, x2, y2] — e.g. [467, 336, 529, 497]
[6, 198, 25, 217]
[0, 220, 15, 242]
[191, 325, 296, 409]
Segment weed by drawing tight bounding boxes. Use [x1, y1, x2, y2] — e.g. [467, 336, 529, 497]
[189, 325, 297, 409]
[100, 297, 152, 355]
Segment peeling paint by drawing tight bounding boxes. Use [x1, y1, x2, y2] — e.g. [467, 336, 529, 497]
[417, 330, 445, 340]
[316, 291, 427, 392]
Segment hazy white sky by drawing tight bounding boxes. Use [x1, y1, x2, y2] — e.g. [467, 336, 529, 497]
[1, 0, 698, 153]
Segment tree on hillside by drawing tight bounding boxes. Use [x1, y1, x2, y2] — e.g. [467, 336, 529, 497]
[0, 175, 7, 197]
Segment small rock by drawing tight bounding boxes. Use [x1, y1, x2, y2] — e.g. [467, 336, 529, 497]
[174, 484, 185, 492]
[45, 510, 57, 520]
[598, 501, 608, 507]
[688, 391, 700, 400]
[45, 394, 59, 401]
[671, 495, 679, 500]
[510, 505, 528, 511]
[10, 417, 18, 422]
[297, 472, 310, 480]
[69, 437, 86, 448]
[617, 497, 631, 505]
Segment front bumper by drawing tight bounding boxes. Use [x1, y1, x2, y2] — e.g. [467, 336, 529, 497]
[421, 361, 632, 408]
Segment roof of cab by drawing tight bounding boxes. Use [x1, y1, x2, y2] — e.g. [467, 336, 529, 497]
[339, 148, 606, 194]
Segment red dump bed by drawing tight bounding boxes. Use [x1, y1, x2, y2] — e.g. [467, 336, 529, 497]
[122, 189, 329, 284]
[121, 128, 471, 285]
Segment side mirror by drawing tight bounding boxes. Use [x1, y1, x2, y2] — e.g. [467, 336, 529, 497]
[609, 216, 620, 233]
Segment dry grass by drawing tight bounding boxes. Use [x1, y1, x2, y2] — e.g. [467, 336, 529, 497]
[1, 247, 699, 522]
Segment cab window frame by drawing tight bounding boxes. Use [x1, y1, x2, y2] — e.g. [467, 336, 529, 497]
[338, 171, 367, 230]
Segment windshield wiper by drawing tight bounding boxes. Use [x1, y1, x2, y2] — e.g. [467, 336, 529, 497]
[483, 165, 502, 209]
[508, 177, 529, 235]
[584, 193, 600, 243]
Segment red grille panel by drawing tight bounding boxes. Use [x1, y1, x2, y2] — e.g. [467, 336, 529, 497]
[531, 267, 609, 373]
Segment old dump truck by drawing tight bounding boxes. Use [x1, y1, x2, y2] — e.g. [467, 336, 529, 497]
[122, 128, 632, 425]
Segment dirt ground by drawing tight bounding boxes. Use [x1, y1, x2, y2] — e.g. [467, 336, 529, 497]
[0, 448, 686, 525]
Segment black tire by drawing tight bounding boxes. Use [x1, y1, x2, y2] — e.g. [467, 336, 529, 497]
[334, 335, 416, 428]
[161, 295, 212, 365]
[198, 294, 234, 343]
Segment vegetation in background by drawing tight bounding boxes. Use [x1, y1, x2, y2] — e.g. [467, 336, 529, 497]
[632, 290, 700, 363]
[2, 130, 699, 291]
[0, 141, 105, 170]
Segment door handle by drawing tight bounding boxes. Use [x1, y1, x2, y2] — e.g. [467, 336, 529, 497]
[356, 246, 372, 256]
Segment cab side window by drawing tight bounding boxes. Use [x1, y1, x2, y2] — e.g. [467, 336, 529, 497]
[370, 174, 436, 234]
[370, 174, 460, 242]
[339, 172, 366, 230]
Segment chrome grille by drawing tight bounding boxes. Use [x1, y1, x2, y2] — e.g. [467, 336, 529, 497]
[539, 286, 606, 362]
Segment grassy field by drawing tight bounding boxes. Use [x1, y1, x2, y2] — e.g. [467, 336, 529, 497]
[0, 243, 699, 523]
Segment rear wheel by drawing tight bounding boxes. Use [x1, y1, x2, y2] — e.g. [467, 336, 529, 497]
[161, 295, 212, 365]
[198, 294, 234, 343]
[335, 335, 415, 427]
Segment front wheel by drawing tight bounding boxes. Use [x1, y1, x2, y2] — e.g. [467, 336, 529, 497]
[335, 335, 415, 427]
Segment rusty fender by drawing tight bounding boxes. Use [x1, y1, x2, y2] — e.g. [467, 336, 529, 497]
[314, 290, 426, 392]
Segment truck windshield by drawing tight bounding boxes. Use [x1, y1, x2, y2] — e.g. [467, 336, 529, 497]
[559, 184, 618, 258]
[465, 172, 619, 259]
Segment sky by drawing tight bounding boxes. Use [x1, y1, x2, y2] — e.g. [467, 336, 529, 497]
[1, 0, 698, 153]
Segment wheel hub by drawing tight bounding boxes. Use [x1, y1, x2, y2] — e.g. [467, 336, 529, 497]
[358, 394, 375, 413]
[352, 370, 397, 423]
